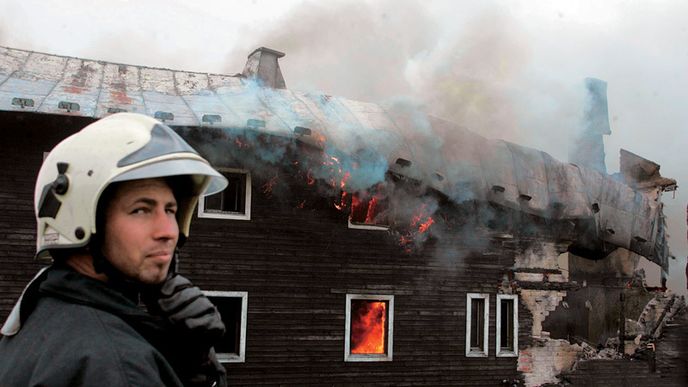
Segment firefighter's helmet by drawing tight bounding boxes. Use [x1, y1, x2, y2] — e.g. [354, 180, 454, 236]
[34, 112, 227, 260]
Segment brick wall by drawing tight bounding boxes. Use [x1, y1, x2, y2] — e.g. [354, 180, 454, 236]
[517, 338, 583, 386]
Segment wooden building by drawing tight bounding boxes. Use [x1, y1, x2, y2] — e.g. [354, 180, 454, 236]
[0, 46, 685, 386]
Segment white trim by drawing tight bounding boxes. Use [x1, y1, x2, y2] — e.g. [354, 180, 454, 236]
[197, 168, 251, 220]
[496, 294, 518, 357]
[345, 294, 394, 362]
[347, 218, 389, 231]
[465, 293, 489, 357]
[203, 290, 248, 363]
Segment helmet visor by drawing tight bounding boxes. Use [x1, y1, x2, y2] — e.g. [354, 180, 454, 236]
[111, 158, 228, 196]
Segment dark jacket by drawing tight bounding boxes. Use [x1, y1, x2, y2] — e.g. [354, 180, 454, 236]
[0, 265, 214, 387]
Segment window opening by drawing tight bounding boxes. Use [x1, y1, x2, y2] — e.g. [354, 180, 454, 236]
[204, 291, 248, 363]
[345, 294, 394, 361]
[466, 293, 489, 357]
[348, 184, 389, 230]
[496, 294, 518, 357]
[198, 169, 251, 220]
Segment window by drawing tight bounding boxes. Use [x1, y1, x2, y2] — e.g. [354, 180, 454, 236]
[348, 185, 389, 230]
[345, 294, 394, 362]
[496, 294, 518, 357]
[465, 293, 489, 357]
[198, 169, 251, 220]
[203, 291, 248, 363]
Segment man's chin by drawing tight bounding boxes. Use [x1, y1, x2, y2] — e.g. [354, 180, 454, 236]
[138, 268, 170, 285]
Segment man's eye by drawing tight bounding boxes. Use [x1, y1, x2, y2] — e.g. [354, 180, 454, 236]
[131, 208, 149, 215]
[166, 208, 177, 215]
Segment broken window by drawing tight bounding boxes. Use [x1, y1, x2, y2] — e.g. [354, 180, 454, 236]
[496, 294, 518, 357]
[198, 169, 251, 220]
[203, 291, 248, 363]
[466, 293, 489, 357]
[345, 294, 394, 362]
[348, 185, 389, 230]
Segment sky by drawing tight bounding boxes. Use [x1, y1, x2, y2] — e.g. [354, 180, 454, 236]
[1, 0, 687, 294]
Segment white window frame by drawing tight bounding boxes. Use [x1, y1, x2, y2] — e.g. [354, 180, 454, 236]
[344, 294, 394, 362]
[346, 189, 389, 231]
[465, 293, 489, 357]
[198, 168, 251, 220]
[347, 218, 389, 231]
[203, 291, 248, 363]
[496, 294, 518, 357]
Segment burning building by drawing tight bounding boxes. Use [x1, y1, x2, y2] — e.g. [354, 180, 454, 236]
[0, 45, 686, 385]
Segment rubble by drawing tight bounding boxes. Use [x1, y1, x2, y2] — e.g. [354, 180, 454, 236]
[637, 292, 685, 339]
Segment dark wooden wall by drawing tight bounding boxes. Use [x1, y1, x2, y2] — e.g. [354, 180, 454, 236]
[0, 112, 536, 386]
[0, 112, 91, 314]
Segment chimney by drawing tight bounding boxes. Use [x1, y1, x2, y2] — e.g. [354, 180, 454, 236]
[242, 47, 287, 89]
[569, 78, 612, 173]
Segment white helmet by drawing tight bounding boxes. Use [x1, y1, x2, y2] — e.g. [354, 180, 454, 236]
[34, 113, 227, 261]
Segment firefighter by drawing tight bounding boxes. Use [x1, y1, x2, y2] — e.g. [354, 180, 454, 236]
[0, 113, 229, 387]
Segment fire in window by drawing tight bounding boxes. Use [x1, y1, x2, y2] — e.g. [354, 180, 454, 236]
[345, 294, 394, 361]
[348, 185, 389, 230]
[204, 291, 248, 363]
[465, 293, 489, 357]
[496, 294, 518, 357]
[198, 169, 251, 220]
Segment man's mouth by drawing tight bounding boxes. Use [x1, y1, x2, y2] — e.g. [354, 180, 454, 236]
[147, 251, 173, 260]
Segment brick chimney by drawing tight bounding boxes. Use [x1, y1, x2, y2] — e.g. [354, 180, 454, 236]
[242, 47, 286, 89]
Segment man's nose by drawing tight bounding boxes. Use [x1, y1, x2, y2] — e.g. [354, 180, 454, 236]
[153, 209, 179, 240]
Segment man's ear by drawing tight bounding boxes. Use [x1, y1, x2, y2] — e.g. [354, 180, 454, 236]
[87, 234, 108, 274]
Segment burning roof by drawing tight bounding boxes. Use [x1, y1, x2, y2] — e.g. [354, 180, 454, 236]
[0, 45, 676, 269]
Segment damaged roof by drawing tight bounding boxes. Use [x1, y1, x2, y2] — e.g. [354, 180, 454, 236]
[0, 46, 676, 269]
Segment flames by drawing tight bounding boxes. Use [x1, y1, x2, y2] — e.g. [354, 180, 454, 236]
[261, 173, 278, 196]
[323, 153, 352, 211]
[234, 137, 250, 149]
[350, 300, 387, 354]
[399, 203, 435, 252]
[351, 193, 382, 224]
[223, 127, 437, 251]
[317, 149, 436, 251]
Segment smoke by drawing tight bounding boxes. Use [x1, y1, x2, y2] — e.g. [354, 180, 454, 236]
[209, 3, 592, 256]
[226, 0, 437, 101]
[411, 10, 529, 138]
[224, 0, 596, 171]
[219, 1, 659, 266]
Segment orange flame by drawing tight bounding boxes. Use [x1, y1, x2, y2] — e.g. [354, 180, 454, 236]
[234, 137, 250, 148]
[334, 191, 348, 211]
[339, 171, 351, 189]
[262, 174, 278, 196]
[365, 196, 379, 224]
[351, 301, 387, 354]
[399, 204, 435, 251]
[314, 132, 327, 148]
[418, 217, 435, 233]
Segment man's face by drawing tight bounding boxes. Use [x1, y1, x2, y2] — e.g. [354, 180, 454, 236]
[102, 178, 179, 284]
